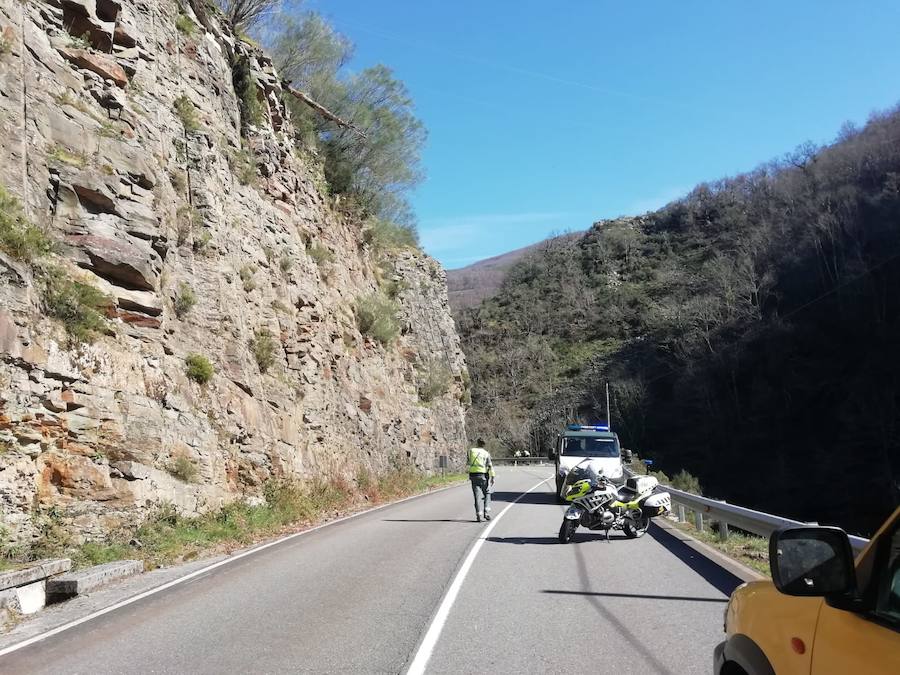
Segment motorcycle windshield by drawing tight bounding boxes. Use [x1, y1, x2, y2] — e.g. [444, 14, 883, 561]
[562, 466, 596, 490]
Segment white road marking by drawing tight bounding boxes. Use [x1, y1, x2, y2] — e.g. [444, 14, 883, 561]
[0, 481, 468, 658]
[406, 476, 550, 675]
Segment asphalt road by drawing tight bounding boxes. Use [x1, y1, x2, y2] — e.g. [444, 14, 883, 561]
[0, 468, 740, 674]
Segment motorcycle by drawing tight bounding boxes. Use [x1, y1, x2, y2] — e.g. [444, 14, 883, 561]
[558, 461, 671, 543]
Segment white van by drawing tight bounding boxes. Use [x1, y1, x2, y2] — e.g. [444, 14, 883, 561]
[551, 425, 625, 499]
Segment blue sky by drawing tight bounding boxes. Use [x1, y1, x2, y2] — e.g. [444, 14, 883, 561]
[303, 1, 900, 268]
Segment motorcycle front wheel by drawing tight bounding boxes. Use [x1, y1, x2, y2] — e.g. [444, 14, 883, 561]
[624, 515, 650, 538]
[558, 519, 577, 543]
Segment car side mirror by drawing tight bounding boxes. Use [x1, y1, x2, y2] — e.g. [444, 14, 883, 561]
[770, 526, 856, 597]
[621, 449, 633, 462]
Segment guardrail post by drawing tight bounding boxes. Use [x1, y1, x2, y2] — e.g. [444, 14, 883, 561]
[718, 521, 729, 542]
[677, 505, 686, 523]
[694, 511, 704, 532]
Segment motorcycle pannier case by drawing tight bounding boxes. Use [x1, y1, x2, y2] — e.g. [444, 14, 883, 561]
[626, 475, 658, 494]
[641, 492, 671, 517]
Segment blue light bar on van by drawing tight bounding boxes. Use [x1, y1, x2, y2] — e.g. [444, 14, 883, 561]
[566, 424, 610, 432]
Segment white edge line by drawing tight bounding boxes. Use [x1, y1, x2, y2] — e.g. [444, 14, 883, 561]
[406, 476, 550, 675]
[0, 480, 470, 658]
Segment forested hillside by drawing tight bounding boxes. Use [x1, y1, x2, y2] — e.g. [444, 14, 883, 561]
[459, 107, 900, 535]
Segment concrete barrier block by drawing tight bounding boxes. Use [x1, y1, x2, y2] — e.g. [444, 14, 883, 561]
[0, 559, 72, 592]
[15, 580, 46, 614]
[47, 560, 143, 599]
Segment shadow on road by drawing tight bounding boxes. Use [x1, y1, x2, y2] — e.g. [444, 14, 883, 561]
[486, 532, 630, 545]
[486, 536, 559, 545]
[382, 518, 475, 523]
[648, 523, 744, 596]
[541, 589, 728, 603]
[489, 490, 558, 506]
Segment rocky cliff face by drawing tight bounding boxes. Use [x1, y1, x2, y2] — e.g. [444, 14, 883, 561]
[0, 0, 468, 544]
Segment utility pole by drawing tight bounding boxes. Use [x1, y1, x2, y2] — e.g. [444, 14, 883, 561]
[606, 382, 611, 431]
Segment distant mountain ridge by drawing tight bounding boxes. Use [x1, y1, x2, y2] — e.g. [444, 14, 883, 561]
[446, 233, 583, 310]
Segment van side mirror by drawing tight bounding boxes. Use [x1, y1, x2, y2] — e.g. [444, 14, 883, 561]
[547, 447, 557, 459]
[621, 448, 633, 462]
[770, 527, 856, 597]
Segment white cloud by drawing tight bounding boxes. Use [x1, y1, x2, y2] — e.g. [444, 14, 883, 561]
[420, 211, 570, 253]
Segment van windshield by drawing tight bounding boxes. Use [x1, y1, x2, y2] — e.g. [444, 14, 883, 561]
[560, 437, 619, 458]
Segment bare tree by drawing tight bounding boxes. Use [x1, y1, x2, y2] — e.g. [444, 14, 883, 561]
[218, 0, 279, 33]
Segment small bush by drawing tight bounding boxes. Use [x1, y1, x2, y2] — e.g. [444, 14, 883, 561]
[363, 218, 419, 252]
[176, 205, 198, 245]
[47, 144, 86, 168]
[40, 268, 110, 342]
[418, 364, 452, 402]
[671, 469, 702, 495]
[192, 229, 212, 253]
[278, 255, 293, 273]
[379, 277, 408, 301]
[0, 186, 52, 262]
[169, 168, 187, 194]
[168, 454, 199, 482]
[68, 32, 92, 50]
[250, 328, 277, 372]
[354, 293, 400, 345]
[228, 149, 256, 185]
[185, 353, 214, 384]
[239, 265, 256, 292]
[53, 91, 90, 114]
[98, 120, 119, 138]
[175, 14, 196, 36]
[271, 299, 290, 313]
[174, 95, 200, 133]
[308, 243, 334, 266]
[233, 55, 265, 130]
[174, 282, 196, 318]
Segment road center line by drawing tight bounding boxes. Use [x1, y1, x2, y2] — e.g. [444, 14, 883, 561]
[406, 476, 550, 675]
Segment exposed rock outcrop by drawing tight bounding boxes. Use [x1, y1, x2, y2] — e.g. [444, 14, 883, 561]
[0, 0, 468, 545]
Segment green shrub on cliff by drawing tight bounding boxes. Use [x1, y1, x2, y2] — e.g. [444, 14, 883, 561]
[40, 267, 111, 342]
[418, 363, 452, 403]
[174, 282, 196, 318]
[354, 293, 400, 345]
[250, 328, 277, 372]
[174, 95, 200, 133]
[185, 353, 214, 384]
[0, 185, 52, 262]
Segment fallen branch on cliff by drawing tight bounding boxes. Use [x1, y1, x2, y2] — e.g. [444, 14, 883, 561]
[283, 82, 367, 140]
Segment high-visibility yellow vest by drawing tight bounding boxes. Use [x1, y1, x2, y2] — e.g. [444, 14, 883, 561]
[467, 447, 495, 477]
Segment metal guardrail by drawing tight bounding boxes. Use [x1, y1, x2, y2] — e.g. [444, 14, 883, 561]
[492, 456, 549, 466]
[625, 467, 870, 554]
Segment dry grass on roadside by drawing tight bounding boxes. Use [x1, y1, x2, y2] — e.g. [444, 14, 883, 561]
[2, 471, 466, 573]
[671, 518, 770, 576]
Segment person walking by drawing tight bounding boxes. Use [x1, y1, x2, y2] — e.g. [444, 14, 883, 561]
[467, 439, 495, 522]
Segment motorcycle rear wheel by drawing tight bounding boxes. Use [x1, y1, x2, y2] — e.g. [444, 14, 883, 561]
[624, 515, 650, 538]
[558, 519, 577, 543]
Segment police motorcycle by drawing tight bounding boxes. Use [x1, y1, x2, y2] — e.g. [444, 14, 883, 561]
[558, 460, 671, 543]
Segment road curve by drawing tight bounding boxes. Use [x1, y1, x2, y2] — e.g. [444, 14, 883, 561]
[0, 467, 740, 674]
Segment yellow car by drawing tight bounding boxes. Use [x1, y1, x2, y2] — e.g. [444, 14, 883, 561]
[715, 507, 900, 675]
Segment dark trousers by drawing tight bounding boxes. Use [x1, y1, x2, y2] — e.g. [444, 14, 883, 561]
[470, 474, 491, 517]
